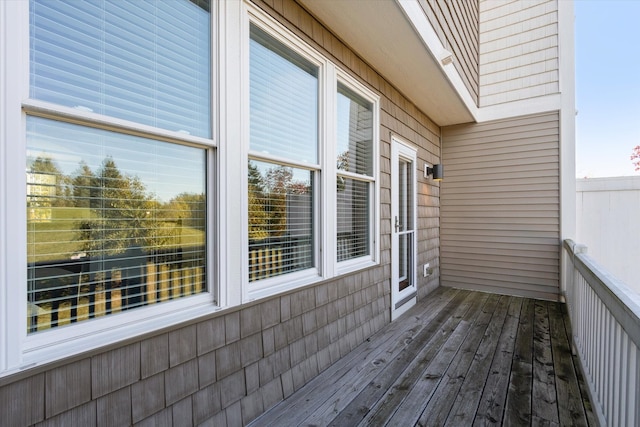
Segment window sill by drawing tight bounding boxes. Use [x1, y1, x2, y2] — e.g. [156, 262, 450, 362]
[337, 257, 378, 276]
[17, 293, 219, 375]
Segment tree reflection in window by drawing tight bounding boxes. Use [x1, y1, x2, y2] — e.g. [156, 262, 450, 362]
[26, 118, 207, 332]
[248, 160, 313, 281]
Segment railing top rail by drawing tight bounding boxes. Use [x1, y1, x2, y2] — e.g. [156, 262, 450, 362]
[564, 238, 640, 346]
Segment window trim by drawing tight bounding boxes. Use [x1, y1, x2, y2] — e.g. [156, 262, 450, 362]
[21, 106, 218, 363]
[1, 0, 30, 375]
[243, 6, 327, 301]
[335, 69, 380, 274]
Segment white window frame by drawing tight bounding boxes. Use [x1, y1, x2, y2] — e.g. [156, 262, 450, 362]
[0, 0, 221, 376]
[241, 3, 379, 302]
[335, 70, 380, 276]
[242, 6, 327, 301]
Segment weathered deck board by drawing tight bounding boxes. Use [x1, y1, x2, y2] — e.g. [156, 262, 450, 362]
[254, 287, 463, 426]
[559, 302, 600, 427]
[445, 295, 511, 426]
[366, 291, 490, 426]
[532, 301, 560, 425]
[250, 289, 597, 427]
[415, 294, 502, 426]
[504, 297, 534, 424]
[327, 289, 481, 426]
[473, 297, 523, 426]
[548, 302, 590, 427]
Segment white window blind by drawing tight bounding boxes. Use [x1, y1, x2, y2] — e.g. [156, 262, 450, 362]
[337, 84, 373, 177]
[249, 24, 318, 164]
[337, 178, 370, 261]
[29, 0, 211, 137]
[26, 116, 207, 333]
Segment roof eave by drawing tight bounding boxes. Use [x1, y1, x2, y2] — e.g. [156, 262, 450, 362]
[297, 0, 476, 126]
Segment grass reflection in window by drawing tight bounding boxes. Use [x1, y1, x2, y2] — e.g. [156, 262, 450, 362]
[27, 119, 207, 333]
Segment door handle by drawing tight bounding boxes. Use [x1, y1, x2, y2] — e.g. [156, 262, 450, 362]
[395, 216, 401, 232]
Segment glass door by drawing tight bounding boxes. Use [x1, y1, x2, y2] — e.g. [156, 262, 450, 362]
[391, 137, 417, 320]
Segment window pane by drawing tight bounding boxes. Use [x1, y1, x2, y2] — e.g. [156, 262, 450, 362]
[337, 84, 373, 176]
[248, 160, 314, 281]
[398, 233, 413, 291]
[30, 0, 211, 137]
[27, 117, 207, 333]
[398, 158, 414, 232]
[250, 24, 318, 163]
[337, 178, 370, 261]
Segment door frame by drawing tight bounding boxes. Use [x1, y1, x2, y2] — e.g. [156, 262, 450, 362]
[390, 136, 418, 321]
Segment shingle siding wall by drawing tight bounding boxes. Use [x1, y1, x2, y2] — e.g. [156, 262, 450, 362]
[3, 273, 390, 427]
[479, 0, 559, 106]
[440, 111, 560, 300]
[420, 0, 480, 104]
[1, 0, 442, 425]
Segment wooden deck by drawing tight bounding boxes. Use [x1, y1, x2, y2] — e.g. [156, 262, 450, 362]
[251, 287, 598, 426]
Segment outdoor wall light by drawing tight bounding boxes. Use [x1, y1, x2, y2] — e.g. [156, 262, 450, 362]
[424, 163, 443, 181]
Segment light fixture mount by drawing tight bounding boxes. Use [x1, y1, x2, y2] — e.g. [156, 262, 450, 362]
[440, 48, 453, 66]
[424, 163, 444, 181]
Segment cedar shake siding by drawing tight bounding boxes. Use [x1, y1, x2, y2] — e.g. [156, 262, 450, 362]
[440, 111, 561, 300]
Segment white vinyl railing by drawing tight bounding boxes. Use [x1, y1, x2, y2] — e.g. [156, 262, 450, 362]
[563, 239, 640, 426]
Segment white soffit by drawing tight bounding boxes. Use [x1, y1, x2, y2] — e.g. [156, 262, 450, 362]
[297, 0, 475, 126]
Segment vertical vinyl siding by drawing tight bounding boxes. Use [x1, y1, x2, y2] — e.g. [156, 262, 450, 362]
[420, 0, 480, 104]
[479, 0, 559, 106]
[441, 111, 560, 300]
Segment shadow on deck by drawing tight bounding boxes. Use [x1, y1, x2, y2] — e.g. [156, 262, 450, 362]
[251, 287, 597, 426]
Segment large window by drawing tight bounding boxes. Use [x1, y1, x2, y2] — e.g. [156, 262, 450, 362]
[248, 23, 319, 283]
[246, 11, 379, 295]
[26, 0, 211, 333]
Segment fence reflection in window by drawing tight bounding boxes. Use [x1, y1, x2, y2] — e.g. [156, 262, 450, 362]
[26, 117, 207, 333]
